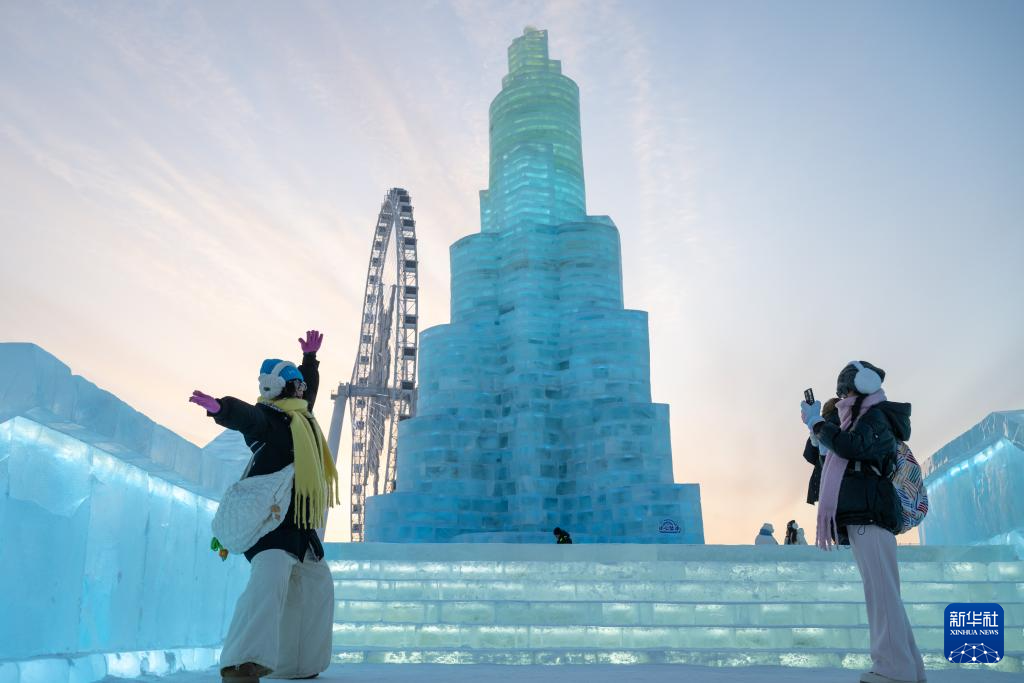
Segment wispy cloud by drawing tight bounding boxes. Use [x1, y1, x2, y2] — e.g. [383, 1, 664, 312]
[3, 1, 1021, 546]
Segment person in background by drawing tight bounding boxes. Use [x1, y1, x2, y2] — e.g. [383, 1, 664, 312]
[800, 360, 925, 683]
[553, 527, 573, 544]
[754, 522, 778, 545]
[796, 526, 808, 545]
[784, 520, 799, 545]
[190, 330, 339, 683]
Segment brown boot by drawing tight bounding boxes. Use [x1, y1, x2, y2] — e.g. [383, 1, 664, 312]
[221, 662, 272, 683]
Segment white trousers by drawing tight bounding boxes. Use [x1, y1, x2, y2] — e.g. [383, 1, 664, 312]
[847, 525, 926, 682]
[220, 549, 334, 679]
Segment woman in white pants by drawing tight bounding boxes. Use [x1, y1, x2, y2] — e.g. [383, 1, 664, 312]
[191, 331, 339, 682]
[801, 360, 926, 683]
[219, 548, 334, 680]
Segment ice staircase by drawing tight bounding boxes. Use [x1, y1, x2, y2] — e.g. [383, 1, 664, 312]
[326, 543, 1023, 672]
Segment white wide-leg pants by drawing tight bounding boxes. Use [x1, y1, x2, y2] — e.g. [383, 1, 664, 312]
[847, 524, 926, 682]
[220, 549, 334, 679]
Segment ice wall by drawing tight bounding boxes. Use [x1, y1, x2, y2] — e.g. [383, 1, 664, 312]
[919, 410, 1024, 555]
[0, 343, 250, 673]
[365, 29, 703, 543]
[0, 343, 250, 497]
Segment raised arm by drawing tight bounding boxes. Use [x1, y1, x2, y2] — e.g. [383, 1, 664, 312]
[298, 330, 323, 409]
[190, 391, 271, 438]
[802, 408, 838, 464]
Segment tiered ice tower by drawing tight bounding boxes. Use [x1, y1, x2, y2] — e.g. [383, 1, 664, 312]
[365, 28, 703, 543]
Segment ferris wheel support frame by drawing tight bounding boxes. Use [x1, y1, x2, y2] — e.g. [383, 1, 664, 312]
[326, 188, 418, 543]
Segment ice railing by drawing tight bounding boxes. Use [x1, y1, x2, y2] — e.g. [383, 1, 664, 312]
[0, 343, 250, 682]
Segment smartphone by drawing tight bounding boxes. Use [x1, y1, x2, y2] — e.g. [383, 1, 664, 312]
[804, 388, 815, 405]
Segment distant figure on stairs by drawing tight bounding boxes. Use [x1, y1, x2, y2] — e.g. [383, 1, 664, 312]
[785, 520, 800, 545]
[754, 522, 778, 545]
[553, 527, 573, 544]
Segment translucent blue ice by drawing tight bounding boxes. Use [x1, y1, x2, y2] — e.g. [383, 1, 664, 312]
[920, 410, 1024, 556]
[324, 543, 1024, 666]
[365, 29, 704, 543]
[0, 343, 249, 671]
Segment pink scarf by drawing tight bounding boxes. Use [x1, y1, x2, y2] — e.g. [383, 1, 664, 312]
[815, 389, 887, 550]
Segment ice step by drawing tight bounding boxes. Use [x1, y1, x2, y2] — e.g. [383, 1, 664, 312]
[331, 622, 1023, 651]
[330, 560, 1024, 583]
[323, 542, 1021, 564]
[333, 578, 1024, 603]
[328, 647, 1023, 671]
[334, 599, 1008, 628]
[326, 544, 1024, 670]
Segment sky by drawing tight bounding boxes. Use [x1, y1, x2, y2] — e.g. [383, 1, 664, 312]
[1, 1, 1022, 545]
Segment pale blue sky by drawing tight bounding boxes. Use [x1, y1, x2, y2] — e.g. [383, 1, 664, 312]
[1, 1, 1021, 543]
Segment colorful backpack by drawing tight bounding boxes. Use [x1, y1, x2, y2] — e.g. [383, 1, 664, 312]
[890, 442, 929, 533]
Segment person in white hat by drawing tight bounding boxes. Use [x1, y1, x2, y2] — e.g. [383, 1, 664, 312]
[754, 522, 778, 545]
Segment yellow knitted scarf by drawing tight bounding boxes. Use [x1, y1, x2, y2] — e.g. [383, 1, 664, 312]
[257, 396, 340, 529]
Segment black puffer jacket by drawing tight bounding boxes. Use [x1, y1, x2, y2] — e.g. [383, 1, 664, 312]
[802, 410, 839, 504]
[809, 400, 909, 542]
[211, 352, 324, 562]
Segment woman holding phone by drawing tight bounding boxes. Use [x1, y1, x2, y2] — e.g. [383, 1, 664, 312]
[799, 361, 926, 683]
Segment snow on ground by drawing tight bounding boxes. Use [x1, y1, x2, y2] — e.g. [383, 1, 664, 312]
[109, 663, 1015, 682]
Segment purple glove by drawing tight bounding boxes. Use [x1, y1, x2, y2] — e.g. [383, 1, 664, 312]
[190, 390, 221, 414]
[299, 329, 323, 354]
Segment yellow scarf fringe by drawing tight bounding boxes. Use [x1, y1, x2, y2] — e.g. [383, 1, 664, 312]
[258, 396, 340, 529]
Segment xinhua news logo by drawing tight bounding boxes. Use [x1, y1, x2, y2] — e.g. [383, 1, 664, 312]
[944, 603, 1003, 664]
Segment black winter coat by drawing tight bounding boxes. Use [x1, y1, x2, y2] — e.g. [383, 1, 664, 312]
[808, 401, 909, 543]
[211, 352, 325, 562]
[802, 411, 839, 504]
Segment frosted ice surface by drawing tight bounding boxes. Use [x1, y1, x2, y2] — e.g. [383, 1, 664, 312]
[0, 343, 249, 664]
[322, 541, 1024, 670]
[11, 659, 68, 683]
[365, 29, 703, 544]
[0, 417, 247, 660]
[0, 343, 248, 497]
[67, 655, 107, 683]
[96, 663, 1019, 683]
[920, 410, 1024, 555]
[201, 430, 251, 493]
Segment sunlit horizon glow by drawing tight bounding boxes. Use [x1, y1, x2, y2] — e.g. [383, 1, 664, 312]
[1, 1, 1022, 544]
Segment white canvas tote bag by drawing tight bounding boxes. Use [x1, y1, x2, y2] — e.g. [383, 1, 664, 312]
[212, 463, 295, 553]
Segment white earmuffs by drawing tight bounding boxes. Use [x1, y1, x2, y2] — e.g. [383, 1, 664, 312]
[258, 361, 294, 399]
[849, 360, 883, 395]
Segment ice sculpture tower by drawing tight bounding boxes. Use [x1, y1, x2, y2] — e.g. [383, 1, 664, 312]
[364, 28, 704, 543]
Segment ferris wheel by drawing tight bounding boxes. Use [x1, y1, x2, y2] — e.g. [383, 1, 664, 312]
[327, 188, 418, 542]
